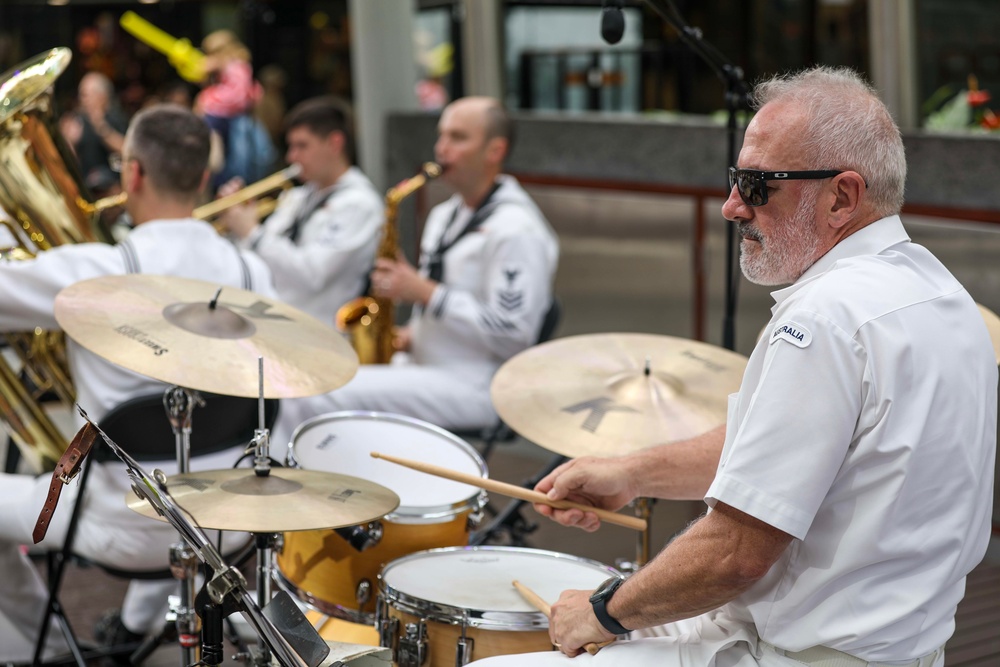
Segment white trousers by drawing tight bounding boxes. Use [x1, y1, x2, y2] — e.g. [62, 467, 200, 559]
[273, 362, 498, 450]
[0, 451, 246, 660]
[468, 612, 947, 667]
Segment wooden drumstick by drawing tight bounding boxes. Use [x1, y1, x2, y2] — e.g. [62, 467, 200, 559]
[370, 452, 646, 531]
[512, 580, 616, 656]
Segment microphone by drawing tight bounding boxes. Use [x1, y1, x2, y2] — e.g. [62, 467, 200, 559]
[601, 0, 626, 45]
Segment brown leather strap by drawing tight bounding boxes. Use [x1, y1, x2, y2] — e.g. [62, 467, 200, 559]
[32, 423, 99, 544]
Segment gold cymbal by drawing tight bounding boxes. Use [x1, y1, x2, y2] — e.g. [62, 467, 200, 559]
[977, 304, 1000, 365]
[491, 333, 748, 458]
[127, 467, 400, 532]
[54, 274, 358, 398]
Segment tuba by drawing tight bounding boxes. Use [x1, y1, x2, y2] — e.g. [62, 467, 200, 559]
[0, 48, 118, 471]
[336, 162, 442, 364]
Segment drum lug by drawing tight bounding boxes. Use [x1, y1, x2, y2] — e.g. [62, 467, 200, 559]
[398, 620, 428, 667]
[456, 633, 475, 666]
[368, 520, 384, 546]
[273, 533, 284, 555]
[356, 579, 372, 606]
[467, 508, 484, 531]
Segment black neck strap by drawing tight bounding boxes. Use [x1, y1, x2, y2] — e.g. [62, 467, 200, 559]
[427, 181, 502, 283]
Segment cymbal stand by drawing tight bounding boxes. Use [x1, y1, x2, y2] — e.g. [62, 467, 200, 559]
[81, 405, 312, 667]
[248, 357, 279, 667]
[615, 497, 656, 574]
[159, 386, 206, 666]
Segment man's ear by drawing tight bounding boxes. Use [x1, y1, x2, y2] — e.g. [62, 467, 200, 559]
[123, 158, 142, 194]
[198, 169, 211, 195]
[485, 136, 508, 166]
[327, 130, 346, 154]
[827, 171, 866, 229]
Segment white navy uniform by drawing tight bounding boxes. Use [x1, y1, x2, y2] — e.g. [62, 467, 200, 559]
[473, 216, 995, 667]
[238, 166, 383, 323]
[0, 219, 274, 661]
[274, 175, 559, 446]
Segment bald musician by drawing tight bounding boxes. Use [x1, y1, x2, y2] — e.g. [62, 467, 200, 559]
[273, 96, 559, 443]
[0, 105, 274, 662]
[473, 67, 996, 667]
[216, 95, 383, 323]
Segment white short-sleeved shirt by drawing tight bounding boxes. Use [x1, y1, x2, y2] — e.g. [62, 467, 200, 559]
[706, 215, 997, 661]
[243, 166, 383, 322]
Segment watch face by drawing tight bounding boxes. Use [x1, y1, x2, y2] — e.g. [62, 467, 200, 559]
[590, 576, 619, 603]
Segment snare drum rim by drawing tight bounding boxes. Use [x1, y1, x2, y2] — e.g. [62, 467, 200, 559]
[378, 546, 623, 631]
[287, 410, 489, 523]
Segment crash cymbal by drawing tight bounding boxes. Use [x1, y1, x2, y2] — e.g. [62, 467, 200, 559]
[491, 333, 748, 458]
[127, 467, 400, 532]
[977, 304, 1000, 365]
[54, 274, 358, 398]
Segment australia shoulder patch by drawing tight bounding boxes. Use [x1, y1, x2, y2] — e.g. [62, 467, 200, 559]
[769, 320, 812, 348]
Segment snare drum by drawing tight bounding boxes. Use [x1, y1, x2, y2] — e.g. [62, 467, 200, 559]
[275, 411, 488, 623]
[378, 546, 621, 666]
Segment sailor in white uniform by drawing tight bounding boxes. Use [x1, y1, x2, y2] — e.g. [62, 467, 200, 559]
[471, 69, 995, 667]
[0, 106, 274, 662]
[218, 95, 383, 323]
[274, 96, 559, 444]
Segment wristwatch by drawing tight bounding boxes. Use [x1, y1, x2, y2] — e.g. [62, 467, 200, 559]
[589, 576, 630, 635]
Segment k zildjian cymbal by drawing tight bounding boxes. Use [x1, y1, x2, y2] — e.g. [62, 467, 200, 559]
[54, 274, 358, 398]
[127, 467, 401, 532]
[491, 333, 748, 459]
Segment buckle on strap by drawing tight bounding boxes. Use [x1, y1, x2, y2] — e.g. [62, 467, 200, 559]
[760, 640, 942, 667]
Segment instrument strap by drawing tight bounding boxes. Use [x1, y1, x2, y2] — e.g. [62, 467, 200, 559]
[284, 184, 339, 244]
[426, 181, 502, 283]
[32, 422, 100, 544]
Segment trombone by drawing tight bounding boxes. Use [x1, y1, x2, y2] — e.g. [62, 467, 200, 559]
[194, 164, 302, 221]
[71, 164, 301, 226]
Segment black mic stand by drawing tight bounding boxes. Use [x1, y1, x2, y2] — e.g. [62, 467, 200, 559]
[642, 0, 749, 350]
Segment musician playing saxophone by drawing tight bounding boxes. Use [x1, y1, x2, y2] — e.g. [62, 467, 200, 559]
[215, 95, 383, 322]
[274, 96, 559, 443]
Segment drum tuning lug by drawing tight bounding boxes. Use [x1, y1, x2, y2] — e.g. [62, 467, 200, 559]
[274, 533, 284, 554]
[377, 603, 399, 659]
[456, 634, 475, 665]
[355, 579, 372, 605]
[467, 509, 485, 530]
[398, 620, 428, 667]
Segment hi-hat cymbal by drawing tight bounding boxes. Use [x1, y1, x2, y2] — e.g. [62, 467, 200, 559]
[54, 274, 358, 398]
[491, 333, 748, 458]
[127, 467, 400, 532]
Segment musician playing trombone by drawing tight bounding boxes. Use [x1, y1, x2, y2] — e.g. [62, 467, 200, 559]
[215, 95, 383, 323]
[0, 105, 274, 662]
[273, 96, 559, 443]
[470, 68, 997, 667]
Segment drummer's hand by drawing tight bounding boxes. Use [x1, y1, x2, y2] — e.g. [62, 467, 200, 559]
[533, 457, 637, 532]
[549, 589, 616, 657]
[372, 252, 436, 306]
[214, 177, 259, 239]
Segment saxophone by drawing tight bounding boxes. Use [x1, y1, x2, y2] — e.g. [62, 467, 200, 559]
[336, 162, 442, 364]
[0, 48, 118, 471]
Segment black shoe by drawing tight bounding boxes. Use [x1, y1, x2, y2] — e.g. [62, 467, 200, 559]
[92, 609, 144, 665]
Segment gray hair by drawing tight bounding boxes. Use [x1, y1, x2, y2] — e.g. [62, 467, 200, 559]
[751, 66, 906, 217]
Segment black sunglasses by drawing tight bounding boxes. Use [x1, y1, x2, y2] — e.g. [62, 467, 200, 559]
[728, 167, 844, 207]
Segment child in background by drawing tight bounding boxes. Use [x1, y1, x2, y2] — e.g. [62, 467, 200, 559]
[195, 30, 274, 187]
[194, 29, 262, 153]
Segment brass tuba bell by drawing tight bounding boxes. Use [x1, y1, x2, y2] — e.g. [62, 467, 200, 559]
[0, 48, 118, 471]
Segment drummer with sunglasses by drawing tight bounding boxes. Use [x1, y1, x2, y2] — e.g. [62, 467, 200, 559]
[473, 67, 996, 667]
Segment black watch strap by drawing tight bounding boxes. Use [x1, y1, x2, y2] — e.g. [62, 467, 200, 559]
[591, 577, 630, 635]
